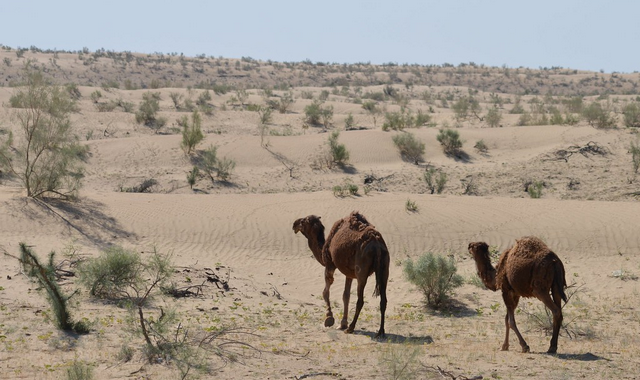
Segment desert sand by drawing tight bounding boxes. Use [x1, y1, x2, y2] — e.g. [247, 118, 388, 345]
[0, 48, 639, 379]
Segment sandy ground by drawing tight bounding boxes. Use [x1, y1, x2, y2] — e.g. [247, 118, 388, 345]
[0, 56, 639, 379]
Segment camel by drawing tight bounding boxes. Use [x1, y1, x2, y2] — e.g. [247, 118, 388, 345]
[293, 212, 390, 338]
[468, 237, 568, 354]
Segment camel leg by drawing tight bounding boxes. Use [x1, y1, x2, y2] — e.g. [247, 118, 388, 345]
[502, 291, 529, 353]
[536, 288, 563, 354]
[345, 276, 368, 334]
[375, 264, 388, 339]
[323, 265, 336, 327]
[340, 278, 353, 330]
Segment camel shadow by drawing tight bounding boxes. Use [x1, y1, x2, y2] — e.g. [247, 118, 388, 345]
[551, 352, 611, 362]
[354, 330, 434, 345]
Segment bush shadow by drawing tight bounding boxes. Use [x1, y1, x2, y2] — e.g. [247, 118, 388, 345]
[36, 197, 134, 248]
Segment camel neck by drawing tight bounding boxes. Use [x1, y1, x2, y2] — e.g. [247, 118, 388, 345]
[474, 256, 498, 291]
[307, 228, 326, 267]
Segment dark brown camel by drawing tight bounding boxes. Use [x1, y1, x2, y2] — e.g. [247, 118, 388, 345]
[293, 212, 390, 338]
[468, 237, 567, 354]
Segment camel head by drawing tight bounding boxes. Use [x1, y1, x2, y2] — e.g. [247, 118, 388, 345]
[468, 241, 490, 261]
[293, 215, 322, 235]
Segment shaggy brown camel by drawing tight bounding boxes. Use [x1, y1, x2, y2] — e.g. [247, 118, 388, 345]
[468, 237, 567, 354]
[293, 212, 390, 338]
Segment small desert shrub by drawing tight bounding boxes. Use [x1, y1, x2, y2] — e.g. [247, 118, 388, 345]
[346, 183, 359, 195]
[95, 101, 117, 112]
[582, 101, 616, 129]
[405, 199, 418, 212]
[19, 243, 89, 333]
[436, 128, 463, 155]
[474, 139, 488, 153]
[66, 360, 94, 380]
[169, 92, 183, 109]
[485, 106, 502, 127]
[90, 90, 102, 103]
[78, 246, 142, 299]
[423, 168, 447, 194]
[258, 106, 273, 125]
[180, 110, 204, 155]
[452, 96, 481, 122]
[304, 100, 323, 125]
[199, 145, 236, 182]
[344, 113, 355, 130]
[392, 132, 425, 164]
[378, 344, 421, 380]
[328, 130, 349, 166]
[630, 138, 640, 174]
[119, 179, 157, 193]
[1, 68, 85, 199]
[527, 181, 544, 198]
[403, 252, 464, 309]
[623, 102, 640, 128]
[187, 166, 199, 189]
[135, 92, 166, 130]
[276, 91, 294, 113]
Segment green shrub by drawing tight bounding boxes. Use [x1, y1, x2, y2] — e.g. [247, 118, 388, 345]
[392, 132, 425, 164]
[405, 199, 418, 212]
[187, 166, 199, 189]
[198, 145, 236, 182]
[328, 131, 349, 166]
[403, 252, 464, 309]
[344, 113, 355, 130]
[623, 102, 640, 128]
[304, 100, 323, 125]
[474, 139, 488, 153]
[527, 181, 544, 198]
[277, 91, 294, 113]
[180, 110, 204, 155]
[135, 92, 166, 130]
[424, 168, 447, 194]
[19, 243, 88, 333]
[630, 138, 640, 174]
[452, 96, 481, 122]
[582, 101, 616, 129]
[66, 360, 94, 380]
[78, 246, 142, 299]
[90, 90, 102, 103]
[1, 68, 85, 199]
[436, 128, 463, 155]
[485, 105, 502, 127]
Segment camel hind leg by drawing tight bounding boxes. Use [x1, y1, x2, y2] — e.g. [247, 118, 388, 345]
[345, 275, 368, 334]
[323, 265, 336, 327]
[536, 287, 563, 354]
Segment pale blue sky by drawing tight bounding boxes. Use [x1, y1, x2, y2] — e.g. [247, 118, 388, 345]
[1, 1, 638, 73]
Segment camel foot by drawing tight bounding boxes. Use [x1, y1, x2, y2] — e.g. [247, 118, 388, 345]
[344, 327, 354, 334]
[324, 316, 335, 327]
[339, 321, 348, 330]
[547, 347, 557, 354]
[501, 344, 509, 351]
[374, 330, 386, 339]
[521, 346, 530, 353]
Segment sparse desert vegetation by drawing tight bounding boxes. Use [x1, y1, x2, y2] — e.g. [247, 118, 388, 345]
[0, 46, 639, 380]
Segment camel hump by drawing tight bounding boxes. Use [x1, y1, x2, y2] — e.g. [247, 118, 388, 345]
[348, 211, 374, 231]
[513, 236, 552, 258]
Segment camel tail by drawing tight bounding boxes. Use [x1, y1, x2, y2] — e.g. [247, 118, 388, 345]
[373, 245, 390, 298]
[553, 257, 568, 303]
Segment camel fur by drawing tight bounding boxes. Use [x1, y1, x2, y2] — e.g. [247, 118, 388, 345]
[293, 211, 390, 338]
[468, 236, 567, 354]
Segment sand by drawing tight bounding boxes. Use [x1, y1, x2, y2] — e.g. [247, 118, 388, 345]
[0, 50, 639, 379]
